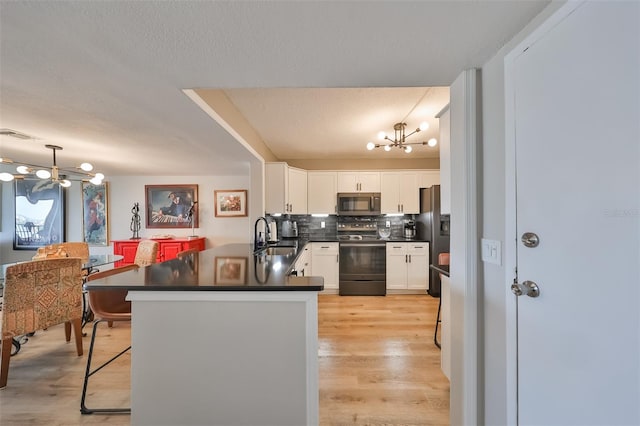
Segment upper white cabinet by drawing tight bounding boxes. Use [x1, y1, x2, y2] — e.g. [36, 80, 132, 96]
[380, 171, 422, 214]
[438, 106, 451, 214]
[307, 171, 337, 214]
[337, 171, 380, 192]
[265, 163, 308, 214]
[417, 170, 440, 190]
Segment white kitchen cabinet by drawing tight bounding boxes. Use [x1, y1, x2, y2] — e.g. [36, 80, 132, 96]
[337, 171, 380, 192]
[293, 244, 311, 277]
[311, 242, 339, 290]
[265, 163, 308, 214]
[380, 171, 421, 214]
[385, 242, 429, 290]
[307, 171, 337, 214]
[416, 170, 440, 190]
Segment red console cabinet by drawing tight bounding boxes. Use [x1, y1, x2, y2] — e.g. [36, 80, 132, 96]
[113, 237, 206, 266]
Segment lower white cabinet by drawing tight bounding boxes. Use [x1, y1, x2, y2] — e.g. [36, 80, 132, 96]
[386, 242, 429, 290]
[311, 242, 339, 290]
[294, 244, 311, 277]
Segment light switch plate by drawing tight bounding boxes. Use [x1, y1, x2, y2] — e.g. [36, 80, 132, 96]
[321, 221, 325, 228]
[481, 238, 502, 265]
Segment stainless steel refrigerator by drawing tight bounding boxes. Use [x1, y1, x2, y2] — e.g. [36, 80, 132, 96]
[415, 185, 450, 297]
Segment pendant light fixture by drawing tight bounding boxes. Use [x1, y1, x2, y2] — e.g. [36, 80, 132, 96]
[0, 135, 105, 186]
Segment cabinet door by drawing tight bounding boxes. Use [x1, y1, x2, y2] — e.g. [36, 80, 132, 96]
[265, 162, 288, 214]
[417, 170, 440, 189]
[386, 243, 408, 289]
[380, 172, 401, 214]
[288, 167, 308, 214]
[406, 243, 429, 290]
[358, 172, 380, 192]
[159, 241, 183, 262]
[307, 171, 337, 214]
[337, 172, 358, 192]
[398, 172, 420, 214]
[114, 241, 139, 265]
[311, 243, 339, 289]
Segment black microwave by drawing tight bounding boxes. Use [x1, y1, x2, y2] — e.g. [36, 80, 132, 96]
[336, 193, 381, 216]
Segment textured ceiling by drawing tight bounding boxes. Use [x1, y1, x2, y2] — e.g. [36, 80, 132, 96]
[0, 1, 550, 176]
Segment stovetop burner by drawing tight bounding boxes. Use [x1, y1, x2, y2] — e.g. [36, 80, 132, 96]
[337, 234, 379, 241]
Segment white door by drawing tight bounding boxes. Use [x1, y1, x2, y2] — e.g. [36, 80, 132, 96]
[512, 2, 639, 425]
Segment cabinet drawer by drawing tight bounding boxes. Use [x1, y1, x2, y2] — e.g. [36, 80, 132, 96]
[312, 242, 338, 254]
[386, 244, 407, 255]
[407, 243, 428, 255]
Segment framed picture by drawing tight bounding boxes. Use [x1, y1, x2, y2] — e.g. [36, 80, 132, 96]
[14, 179, 65, 250]
[214, 189, 247, 217]
[82, 182, 109, 245]
[146, 185, 198, 228]
[214, 257, 247, 285]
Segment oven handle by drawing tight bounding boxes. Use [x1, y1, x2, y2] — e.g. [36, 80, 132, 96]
[339, 243, 386, 248]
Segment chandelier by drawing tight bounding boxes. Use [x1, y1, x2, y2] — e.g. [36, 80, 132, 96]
[0, 143, 105, 187]
[366, 122, 438, 154]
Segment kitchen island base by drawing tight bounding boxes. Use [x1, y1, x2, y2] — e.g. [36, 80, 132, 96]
[127, 291, 319, 426]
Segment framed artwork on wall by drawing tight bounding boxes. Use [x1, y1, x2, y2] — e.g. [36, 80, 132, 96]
[214, 189, 248, 217]
[14, 179, 65, 250]
[145, 184, 198, 229]
[82, 181, 109, 246]
[214, 257, 247, 285]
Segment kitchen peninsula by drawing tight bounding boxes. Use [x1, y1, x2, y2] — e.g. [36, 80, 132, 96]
[85, 243, 323, 426]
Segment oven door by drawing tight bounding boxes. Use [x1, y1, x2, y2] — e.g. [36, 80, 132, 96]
[339, 242, 386, 295]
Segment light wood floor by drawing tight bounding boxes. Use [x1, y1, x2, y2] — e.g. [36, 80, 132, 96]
[0, 294, 449, 426]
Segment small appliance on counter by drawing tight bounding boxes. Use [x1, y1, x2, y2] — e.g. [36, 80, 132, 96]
[281, 218, 298, 238]
[268, 221, 278, 243]
[404, 220, 416, 238]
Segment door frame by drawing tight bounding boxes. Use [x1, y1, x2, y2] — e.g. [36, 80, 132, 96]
[504, 2, 584, 424]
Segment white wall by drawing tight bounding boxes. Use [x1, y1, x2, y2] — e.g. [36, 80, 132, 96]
[1, 173, 253, 263]
[479, 2, 565, 424]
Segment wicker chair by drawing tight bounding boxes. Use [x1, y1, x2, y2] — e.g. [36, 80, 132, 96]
[80, 264, 139, 414]
[1, 258, 84, 388]
[133, 240, 159, 267]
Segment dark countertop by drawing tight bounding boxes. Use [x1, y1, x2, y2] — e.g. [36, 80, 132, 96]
[430, 264, 450, 277]
[85, 243, 323, 292]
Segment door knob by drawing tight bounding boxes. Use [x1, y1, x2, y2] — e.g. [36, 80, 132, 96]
[511, 280, 540, 298]
[521, 232, 540, 248]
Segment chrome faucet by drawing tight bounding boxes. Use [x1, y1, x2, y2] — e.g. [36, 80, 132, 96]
[254, 217, 271, 251]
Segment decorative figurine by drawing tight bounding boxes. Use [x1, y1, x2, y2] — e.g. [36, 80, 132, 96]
[130, 202, 141, 240]
[187, 201, 198, 239]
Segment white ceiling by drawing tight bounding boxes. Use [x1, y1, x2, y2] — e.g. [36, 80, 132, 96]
[0, 1, 550, 176]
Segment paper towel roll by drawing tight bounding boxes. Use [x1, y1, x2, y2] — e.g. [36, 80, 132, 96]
[268, 222, 278, 242]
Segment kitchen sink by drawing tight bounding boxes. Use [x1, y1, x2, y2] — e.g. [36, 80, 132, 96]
[262, 246, 296, 256]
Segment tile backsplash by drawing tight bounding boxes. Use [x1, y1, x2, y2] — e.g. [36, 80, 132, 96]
[266, 214, 415, 240]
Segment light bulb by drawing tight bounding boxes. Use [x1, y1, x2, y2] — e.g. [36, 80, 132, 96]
[16, 165, 31, 174]
[419, 122, 429, 131]
[384, 145, 391, 152]
[404, 145, 413, 153]
[366, 142, 375, 150]
[377, 131, 386, 140]
[94, 172, 105, 180]
[36, 169, 51, 179]
[60, 179, 72, 188]
[428, 138, 438, 147]
[89, 176, 102, 185]
[0, 172, 15, 182]
[80, 162, 93, 172]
